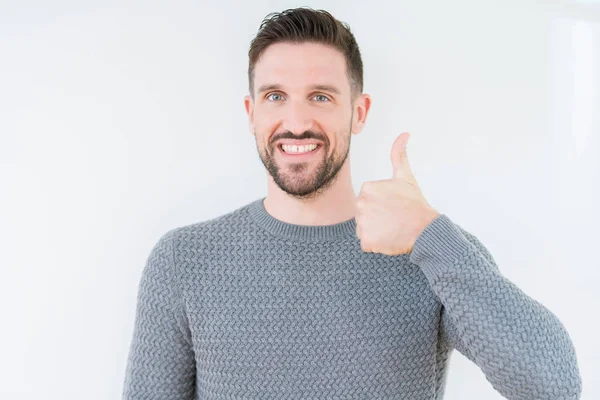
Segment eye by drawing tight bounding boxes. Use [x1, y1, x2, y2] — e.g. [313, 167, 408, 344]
[266, 92, 284, 102]
[313, 94, 331, 102]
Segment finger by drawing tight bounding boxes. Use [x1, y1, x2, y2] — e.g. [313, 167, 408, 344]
[391, 132, 416, 182]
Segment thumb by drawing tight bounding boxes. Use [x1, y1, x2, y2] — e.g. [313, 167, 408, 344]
[391, 132, 414, 181]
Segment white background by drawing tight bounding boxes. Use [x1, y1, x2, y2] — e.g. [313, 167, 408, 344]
[1, 0, 599, 399]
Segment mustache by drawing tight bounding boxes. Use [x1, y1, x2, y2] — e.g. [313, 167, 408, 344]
[271, 131, 327, 144]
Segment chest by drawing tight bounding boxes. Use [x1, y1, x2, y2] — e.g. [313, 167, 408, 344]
[184, 250, 442, 371]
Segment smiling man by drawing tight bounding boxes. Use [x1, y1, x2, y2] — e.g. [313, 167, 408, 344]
[122, 7, 582, 400]
[248, 36, 364, 218]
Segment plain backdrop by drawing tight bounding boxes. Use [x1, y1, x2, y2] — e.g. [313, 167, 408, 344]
[1, 0, 599, 399]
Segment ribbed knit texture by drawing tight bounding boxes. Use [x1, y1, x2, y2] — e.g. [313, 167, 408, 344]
[123, 197, 582, 399]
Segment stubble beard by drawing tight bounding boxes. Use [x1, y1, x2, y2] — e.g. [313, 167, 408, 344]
[255, 123, 352, 202]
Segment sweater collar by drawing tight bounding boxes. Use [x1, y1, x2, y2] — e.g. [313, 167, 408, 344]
[248, 197, 357, 241]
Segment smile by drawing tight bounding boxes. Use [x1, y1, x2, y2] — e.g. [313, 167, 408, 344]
[277, 143, 323, 159]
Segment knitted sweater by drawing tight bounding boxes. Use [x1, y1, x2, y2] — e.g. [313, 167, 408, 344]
[122, 197, 582, 399]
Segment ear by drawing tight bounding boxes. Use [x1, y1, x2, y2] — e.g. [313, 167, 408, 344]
[244, 95, 255, 136]
[351, 93, 372, 135]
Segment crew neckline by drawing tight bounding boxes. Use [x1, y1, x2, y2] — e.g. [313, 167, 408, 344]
[248, 197, 357, 241]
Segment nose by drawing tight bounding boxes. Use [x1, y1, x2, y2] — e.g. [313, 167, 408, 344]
[281, 99, 315, 136]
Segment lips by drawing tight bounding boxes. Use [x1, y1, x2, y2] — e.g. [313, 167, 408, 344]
[277, 143, 322, 158]
[277, 140, 323, 146]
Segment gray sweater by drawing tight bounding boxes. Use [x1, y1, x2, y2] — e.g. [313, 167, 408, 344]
[123, 197, 582, 399]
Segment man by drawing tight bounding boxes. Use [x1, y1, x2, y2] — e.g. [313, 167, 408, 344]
[123, 7, 582, 399]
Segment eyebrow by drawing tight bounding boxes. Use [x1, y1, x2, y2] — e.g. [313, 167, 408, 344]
[257, 83, 341, 95]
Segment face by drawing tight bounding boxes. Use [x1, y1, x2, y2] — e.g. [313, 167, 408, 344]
[244, 41, 370, 200]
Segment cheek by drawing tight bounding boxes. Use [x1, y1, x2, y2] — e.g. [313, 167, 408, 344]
[254, 120, 278, 143]
[253, 106, 280, 126]
[252, 126, 273, 148]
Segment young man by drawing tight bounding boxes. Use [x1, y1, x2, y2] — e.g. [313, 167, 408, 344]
[123, 7, 582, 399]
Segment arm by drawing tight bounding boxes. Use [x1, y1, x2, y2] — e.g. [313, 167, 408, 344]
[409, 214, 582, 400]
[122, 228, 196, 400]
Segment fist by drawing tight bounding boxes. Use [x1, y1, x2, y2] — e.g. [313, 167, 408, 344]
[355, 132, 441, 255]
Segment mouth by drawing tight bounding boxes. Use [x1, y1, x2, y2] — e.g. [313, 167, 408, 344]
[277, 143, 323, 160]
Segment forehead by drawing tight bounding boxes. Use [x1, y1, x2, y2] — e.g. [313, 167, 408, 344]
[254, 42, 349, 94]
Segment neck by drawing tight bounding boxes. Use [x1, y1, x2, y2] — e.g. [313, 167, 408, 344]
[263, 160, 357, 226]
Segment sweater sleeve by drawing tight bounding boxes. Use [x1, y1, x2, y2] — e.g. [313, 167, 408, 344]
[409, 214, 582, 400]
[122, 228, 196, 400]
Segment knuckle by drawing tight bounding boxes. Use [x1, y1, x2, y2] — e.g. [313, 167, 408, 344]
[361, 181, 373, 194]
[360, 240, 370, 252]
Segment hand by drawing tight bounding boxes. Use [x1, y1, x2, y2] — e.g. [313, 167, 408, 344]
[355, 132, 441, 255]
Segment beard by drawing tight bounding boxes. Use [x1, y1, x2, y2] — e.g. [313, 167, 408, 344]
[255, 118, 353, 201]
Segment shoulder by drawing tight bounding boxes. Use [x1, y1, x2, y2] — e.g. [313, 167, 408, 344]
[157, 199, 258, 251]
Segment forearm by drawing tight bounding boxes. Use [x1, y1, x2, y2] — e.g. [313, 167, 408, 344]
[410, 214, 582, 399]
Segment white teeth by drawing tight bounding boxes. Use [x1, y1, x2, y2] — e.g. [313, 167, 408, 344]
[281, 144, 318, 154]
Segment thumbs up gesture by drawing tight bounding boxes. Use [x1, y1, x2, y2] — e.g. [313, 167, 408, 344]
[355, 132, 441, 255]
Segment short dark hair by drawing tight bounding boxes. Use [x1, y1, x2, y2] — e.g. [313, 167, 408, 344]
[248, 7, 364, 102]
